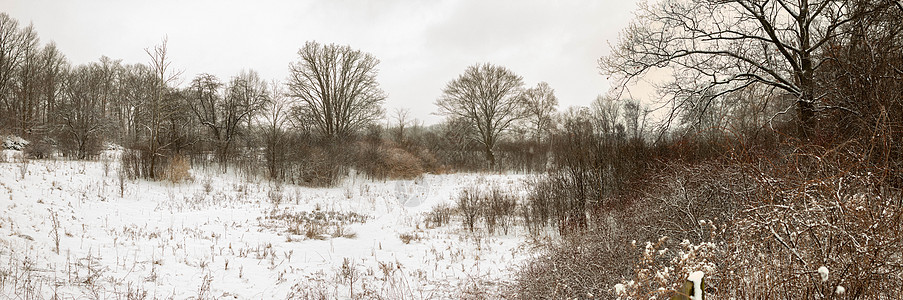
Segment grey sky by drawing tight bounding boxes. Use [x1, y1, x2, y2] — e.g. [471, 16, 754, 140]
[3, 0, 641, 124]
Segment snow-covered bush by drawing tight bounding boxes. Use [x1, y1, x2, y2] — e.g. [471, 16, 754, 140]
[512, 201, 660, 299]
[2, 135, 29, 150]
[613, 237, 720, 300]
[716, 141, 903, 298]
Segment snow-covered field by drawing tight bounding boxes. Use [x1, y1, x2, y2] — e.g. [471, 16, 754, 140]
[0, 151, 532, 299]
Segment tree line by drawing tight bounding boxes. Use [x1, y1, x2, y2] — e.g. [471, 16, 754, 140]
[0, 12, 574, 184]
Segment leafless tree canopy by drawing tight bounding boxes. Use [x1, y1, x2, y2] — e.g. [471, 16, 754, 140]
[143, 37, 181, 179]
[287, 41, 386, 140]
[436, 63, 525, 168]
[187, 73, 223, 131]
[57, 63, 114, 159]
[600, 0, 895, 137]
[0, 13, 41, 133]
[518, 81, 558, 142]
[186, 70, 268, 172]
[392, 107, 412, 143]
[261, 80, 293, 180]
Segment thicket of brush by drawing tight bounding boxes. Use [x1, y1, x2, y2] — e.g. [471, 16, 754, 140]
[510, 9, 903, 299]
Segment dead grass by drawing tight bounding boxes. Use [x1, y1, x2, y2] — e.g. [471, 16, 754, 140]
[165, 154, 191, 183]
[261, 208, 368, 241]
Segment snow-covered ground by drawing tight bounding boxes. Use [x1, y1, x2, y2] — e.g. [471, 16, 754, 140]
[0, 151, 532, 299]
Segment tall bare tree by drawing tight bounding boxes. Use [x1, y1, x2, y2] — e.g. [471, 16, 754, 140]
[36, 42, 68, 128]
[601, 0, 894, 138]
[227, 70, 269, 133]
[518, 81, 558, 142]
[261, 80, 292, 180]
[185, 70, 267, 172]
[118, 63, 155, 143]
[436, 63, 525, 168]
[0, 13, 23, 129]
[287, 41, 386, 140]
[13, 24, 39, 134]
[0, 14, 41, 133]
[391, 108, 412, 143]
[144, 37, 180, 179]
[186, 73, 223, 159]
[59, 63, 110, 159]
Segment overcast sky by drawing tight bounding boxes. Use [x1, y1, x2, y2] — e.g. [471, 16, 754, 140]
[3, 0, 641, 124]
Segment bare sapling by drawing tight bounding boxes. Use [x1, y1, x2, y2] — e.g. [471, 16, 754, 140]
[49, 210, 61, 254]
[16, 153, 28, 179]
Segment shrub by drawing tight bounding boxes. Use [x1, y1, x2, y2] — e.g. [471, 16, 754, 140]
[411, 146, 442, 174]
[456, 185, 521, 235]
[398, 232, 421, 244]
[513, 158, 746, 299]
[2, 135, 28, 150]
[268, 184, 284, 207]
[120, 148, 143, 180]
[425, 203, 455, 228]
[295, 144, 348, 187]
[121, 147, 171, 181]
[355, 142, 425, 180]
[515, 137, 903, 299]
[24, 137, 56, 159]
[522, 177, 554, 235]
[484, 187, 517, 235]
[164, 154, 191, 183]
[613, 237, 721, 300]
[527, 109, 651, 236]
[457, 188, 480, 233]
[713, 141, 903, 298]
[512, 226, 643, 299]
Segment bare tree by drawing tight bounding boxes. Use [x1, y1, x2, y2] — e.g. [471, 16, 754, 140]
[227, 70, 269, 130]
[226, 70, 268, 168]
[436, 63, 525, 168]
[591, 96, 622, 136]
[0, 13, 24, 129]
[144, 37, 180, 179]
[518, 81, 558, 143]
[0, 14, 40, 133]
[118, 63, 155, 144]
[262, 80, 292, 180]
[287, 41, 386, 140]
[58, 64, 109, 159]
[600, 0, 893, 138]
[621, 99, 648, 141]
[36, 43, 68, 128]
[186, 73, 223, 160]
[185, 70, 267, 172]
[13, 23, 39, 135]
[391, 108, 412, 143]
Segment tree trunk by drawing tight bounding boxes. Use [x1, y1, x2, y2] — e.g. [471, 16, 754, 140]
[484, 145, 495, 170]
[797, 97, 816, 139]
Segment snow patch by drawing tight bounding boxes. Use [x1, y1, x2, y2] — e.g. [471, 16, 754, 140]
[614, 283, 625, 295]
[818, 266, 829, 282]
[0, 160, 530, 298]
[688, 271, 704, 300]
